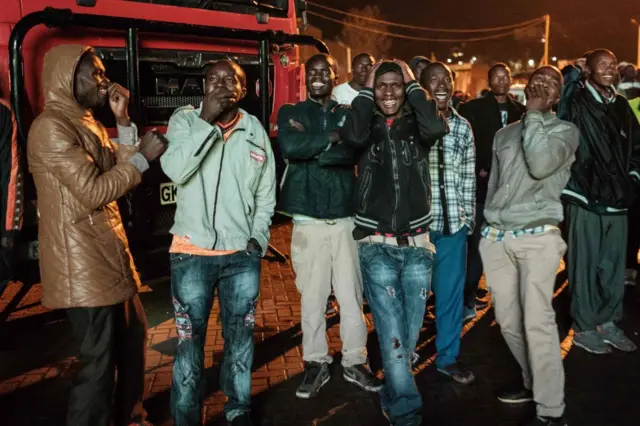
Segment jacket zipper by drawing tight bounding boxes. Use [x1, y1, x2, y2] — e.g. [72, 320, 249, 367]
[387, 125, 400, 232]
[211, 144, 226, 249]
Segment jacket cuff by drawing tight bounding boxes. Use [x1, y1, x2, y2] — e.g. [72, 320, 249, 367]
[129, 152, 150, 173]
[116, 122, 138, 146]
[406, 80, 421, 95]
[357, 88, 375, 103]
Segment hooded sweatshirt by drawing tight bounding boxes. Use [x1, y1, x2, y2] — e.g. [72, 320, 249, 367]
[27, 44, 145, 309]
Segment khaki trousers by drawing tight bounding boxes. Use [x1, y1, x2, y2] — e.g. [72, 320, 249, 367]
[290, 218, 367, 366]
[480, 231, 566, 418]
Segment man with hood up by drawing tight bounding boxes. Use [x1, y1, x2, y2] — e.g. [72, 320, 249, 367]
[341, 59, 448, 426]
[27, 44, 167, 426]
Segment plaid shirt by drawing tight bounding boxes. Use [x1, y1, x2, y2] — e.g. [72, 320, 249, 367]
[429, 109, 476, 235]
[481, 224, 559, 242]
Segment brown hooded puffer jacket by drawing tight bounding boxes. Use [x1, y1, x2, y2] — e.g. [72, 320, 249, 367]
[28, 44, 142, 309]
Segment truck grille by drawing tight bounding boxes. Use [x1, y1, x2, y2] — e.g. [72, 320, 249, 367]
[152, 208, 177, 236]
[143, 96, 203, 109]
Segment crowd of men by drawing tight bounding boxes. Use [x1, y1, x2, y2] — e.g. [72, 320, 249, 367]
[1, 42, 639, 426]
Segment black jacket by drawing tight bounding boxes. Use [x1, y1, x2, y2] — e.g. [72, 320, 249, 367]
[277, 98, 357, 219]
[341, 81, 448, 237]
[558, 65, 640, 213]
[458, 92, 525, 203]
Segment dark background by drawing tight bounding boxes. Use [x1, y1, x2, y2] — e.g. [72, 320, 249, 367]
[310, 0, 640, 64]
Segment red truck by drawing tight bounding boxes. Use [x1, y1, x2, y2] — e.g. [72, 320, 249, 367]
[0, 0, 327, 282]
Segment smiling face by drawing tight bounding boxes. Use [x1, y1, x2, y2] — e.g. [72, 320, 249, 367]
[352, 54, 374, 87]
[421, 63, 453, 112]
[489, 65, 511, 97]
[587, 50, 618, 89]
[74, 52, 110, 110]
[306, 57, 336, 99]
[374, 71, 405, 118]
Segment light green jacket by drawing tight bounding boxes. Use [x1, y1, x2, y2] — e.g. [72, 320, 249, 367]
[160, 106, 276, 255]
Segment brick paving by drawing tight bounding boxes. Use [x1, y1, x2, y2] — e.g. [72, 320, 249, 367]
[1, 223, 640, 425]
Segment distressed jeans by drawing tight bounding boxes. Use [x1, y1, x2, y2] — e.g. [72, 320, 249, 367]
[358, 243, 433, 426]
[170, 251, 260, 425]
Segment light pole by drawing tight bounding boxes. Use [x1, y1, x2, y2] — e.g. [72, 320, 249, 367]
[632, 19, 640, 67]
[543, 14, 550, 65]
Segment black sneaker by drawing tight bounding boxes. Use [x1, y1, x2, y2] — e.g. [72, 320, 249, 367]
[522, 415, 567, 426]
[230, 413, 253, 426]
[437, 362, 475, 384]
[343, 364, 383, 392]
[497, 385, 534, 404]
[296, 361, 330, 399]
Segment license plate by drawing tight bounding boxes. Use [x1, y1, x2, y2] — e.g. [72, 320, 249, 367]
[160, 182, 177, 205]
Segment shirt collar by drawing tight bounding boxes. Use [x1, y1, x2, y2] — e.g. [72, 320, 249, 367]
[586, 80, 615, 104]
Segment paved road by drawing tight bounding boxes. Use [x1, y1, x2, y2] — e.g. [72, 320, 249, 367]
[1, 224, 639, 426]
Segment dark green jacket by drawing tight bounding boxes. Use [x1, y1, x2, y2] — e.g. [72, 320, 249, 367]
[276, 98, 357, 219]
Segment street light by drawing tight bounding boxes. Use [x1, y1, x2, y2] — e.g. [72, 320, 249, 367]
[528, 59, 535, 67]
[447, 58, 452, 63]
[552, 56, 558, 62]
[632, 19, 640, 67]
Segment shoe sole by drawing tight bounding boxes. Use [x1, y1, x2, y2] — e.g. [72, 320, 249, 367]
[437, 368, 476, 385]
[496, 396, 533, 404]
[572, 339, 612, 355]
[343, 373, 383, 392]
[295, 374, 331, 399]
[603, 338, 638, 352]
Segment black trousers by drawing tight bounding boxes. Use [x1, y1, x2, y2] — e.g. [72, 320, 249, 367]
[66, 295, 148, 426]
[565, 204, 627, 331]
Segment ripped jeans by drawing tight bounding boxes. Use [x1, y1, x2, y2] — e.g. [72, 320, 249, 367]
[358, 243, 433, 426]
[170, 251, 260, 425]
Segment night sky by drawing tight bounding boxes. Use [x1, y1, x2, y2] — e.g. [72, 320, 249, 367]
[312, 0, 640, 64]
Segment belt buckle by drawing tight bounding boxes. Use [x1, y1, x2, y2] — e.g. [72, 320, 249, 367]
[397, 236, 409, 246]
[325, 219, 337, 225]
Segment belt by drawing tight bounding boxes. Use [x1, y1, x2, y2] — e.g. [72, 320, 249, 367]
[357, 233, 432, 248]
[293, 217, 353, 226]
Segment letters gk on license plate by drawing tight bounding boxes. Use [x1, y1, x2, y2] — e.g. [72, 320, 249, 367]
[160, 182, 177, 205]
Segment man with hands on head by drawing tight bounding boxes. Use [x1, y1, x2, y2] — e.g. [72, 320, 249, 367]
[479, 66, 578, 426]
[161, 59, 276, 426]
[27, 44, 167, 426]
[341, 59, 448, 426]
[277, 53, 381, 401]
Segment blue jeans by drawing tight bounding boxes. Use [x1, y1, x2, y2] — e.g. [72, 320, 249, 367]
[430, 227, 467, 369]
[358, 243, 433, 426]
[170, 251, 261, 425]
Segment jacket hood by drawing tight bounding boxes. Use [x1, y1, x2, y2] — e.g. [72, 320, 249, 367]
[42, 44, 94, 116]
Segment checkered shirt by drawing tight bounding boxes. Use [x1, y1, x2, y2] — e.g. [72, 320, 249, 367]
[429, 109, 476, 235]
[481, 224, 559, 242]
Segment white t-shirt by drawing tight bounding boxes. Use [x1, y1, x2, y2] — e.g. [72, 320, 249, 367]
[332, 82, 360, 105]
